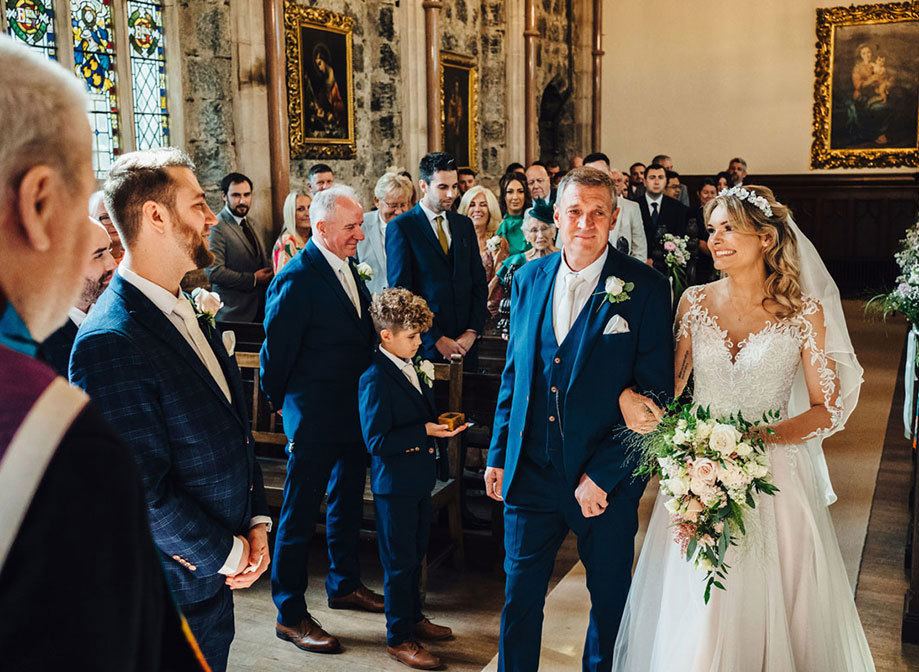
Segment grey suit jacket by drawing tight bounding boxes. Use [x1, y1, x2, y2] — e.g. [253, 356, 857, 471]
[356, 210, 388, 296]
[205, 207, 269, 322]
[610, 198, 647, 262]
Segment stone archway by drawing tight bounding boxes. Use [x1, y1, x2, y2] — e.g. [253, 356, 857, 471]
[538, 76, 575, 163]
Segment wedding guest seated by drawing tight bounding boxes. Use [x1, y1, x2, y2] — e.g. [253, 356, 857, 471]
[89, 190, 124, 263]
[715, 170, 732, 192]
[498, 200, 559, 284]
[609, 169, 629, 198]
[628, 162, 645, 200]
[728, 156, 748, 186]
[458, 184, 506, 315]
[358, 288, 467, 670]
[308, 163, 335, 194]
[525, 161, 553, 202]
[497, 172, 532, 256]
[651, 154, 690, 206]
[638, 163, 690, 275]
[272, 189, 311, 274]
[663, 170, 682, 201]
[689, 177, 719, 285]
[457, 167, 476, 194]
[358, 171, 414, 295]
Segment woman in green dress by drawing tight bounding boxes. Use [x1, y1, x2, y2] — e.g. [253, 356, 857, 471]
[496, 171, 532, 256]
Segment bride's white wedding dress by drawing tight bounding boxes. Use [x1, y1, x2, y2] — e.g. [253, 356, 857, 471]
[612, 285, 875, 671]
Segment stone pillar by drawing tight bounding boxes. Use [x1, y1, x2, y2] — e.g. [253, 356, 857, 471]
[423, 0, 443, 152]
[505, 0, 526, 167]
[524, 0, 538, 165]
[571, 0, 593, 159]
[399, 0, 428, 175]
[591, 0, 603, 151]
[264, 0, 289, 232]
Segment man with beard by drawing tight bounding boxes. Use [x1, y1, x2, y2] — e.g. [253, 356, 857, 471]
[206, 172, 272, 322]
[70, 148, 271, 672]
[42, 217, 116, 376]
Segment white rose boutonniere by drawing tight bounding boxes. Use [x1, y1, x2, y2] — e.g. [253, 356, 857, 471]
[190, 288, 223, 331]
[414, 357, 435, 388]
[596, 275, 634, 306]
[355, 262, 374, 283]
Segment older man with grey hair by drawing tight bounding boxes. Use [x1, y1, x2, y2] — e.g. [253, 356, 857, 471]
[0, 36, 202, 670]
[357, 171, 414, 295]
[262, 183, 384, 656]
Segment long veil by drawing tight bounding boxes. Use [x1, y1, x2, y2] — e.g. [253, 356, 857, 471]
[786, 214, 864, 506]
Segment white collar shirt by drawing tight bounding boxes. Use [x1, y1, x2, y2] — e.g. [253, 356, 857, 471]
[419, 200, 452, 247]
[645, 192, 663, 210]
[312, 234, 361, 316]
[68, 306, 88, 328]
[380, 345, 422, 394]
[552, 247, 608, 343]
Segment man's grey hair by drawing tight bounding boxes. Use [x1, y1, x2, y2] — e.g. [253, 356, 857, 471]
[103, 147, 195, 247]
[309, 183, 361, 224]
[0, 36, 90, 197]
[729, 156, 747, 168]
[373, 171, 413, 201]
[556, 166, 618, 212]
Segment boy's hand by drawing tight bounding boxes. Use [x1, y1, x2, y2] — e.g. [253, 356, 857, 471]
[425, 422, 470, 438]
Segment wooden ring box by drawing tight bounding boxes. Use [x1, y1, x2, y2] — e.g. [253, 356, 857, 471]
[438, 412, 465, 431]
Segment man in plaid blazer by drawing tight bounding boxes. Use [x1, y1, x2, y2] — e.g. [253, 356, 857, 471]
[70, 149, 270, 672]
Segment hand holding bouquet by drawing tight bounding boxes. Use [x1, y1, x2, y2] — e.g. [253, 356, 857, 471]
[633, 401, 780, 602]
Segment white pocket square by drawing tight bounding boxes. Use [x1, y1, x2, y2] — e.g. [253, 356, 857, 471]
[603, 315, 629, 335]
[222, 330, 237, 357]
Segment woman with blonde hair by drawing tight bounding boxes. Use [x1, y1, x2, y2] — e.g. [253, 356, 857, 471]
[272, 189, 311, 273]
[614, 185, 872, 670]
[459, 185, 506, 316]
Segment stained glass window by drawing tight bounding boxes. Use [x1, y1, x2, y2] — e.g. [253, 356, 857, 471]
[71, 0, 120, 176]
[127, 0, 168, 150]
[5, 0, 57, 60]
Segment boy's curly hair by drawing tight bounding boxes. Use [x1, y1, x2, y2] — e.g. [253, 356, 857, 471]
[370, 288, 434, 335]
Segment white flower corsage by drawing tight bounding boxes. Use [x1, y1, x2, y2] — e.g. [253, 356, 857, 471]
[486, 235, 504, 253]
[190, 288, 223, 330]
[596, 275, 634, 305]
[355, 262, 374, 282]
[414, 358, 435, 388]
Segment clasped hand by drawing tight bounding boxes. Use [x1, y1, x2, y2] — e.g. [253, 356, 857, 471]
[226, 523, 270, 589]
[435, 331, 477, 361]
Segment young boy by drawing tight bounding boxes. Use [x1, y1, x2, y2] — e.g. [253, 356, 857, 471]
[359, 288, 468, 670]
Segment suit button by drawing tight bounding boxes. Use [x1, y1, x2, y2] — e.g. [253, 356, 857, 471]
[519, 431, 523, 437]
[249, 484, 254, 492]
[172, 555, 180, 561]
[428, 447, 435, 454]
[188, 564, 197, 572]
[554, 357, 561, 364]
[549, 415, 556, 422]
[550, 386, 558, 393]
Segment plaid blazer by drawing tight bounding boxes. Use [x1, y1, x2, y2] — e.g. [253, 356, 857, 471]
[70, 272, 268, 606]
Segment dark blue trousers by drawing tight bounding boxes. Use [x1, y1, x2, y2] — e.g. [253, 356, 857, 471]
[271, 440, 366, 626]
[374, 493, 432, 645]
[182, 585, 234, 672]
[499, 454, 640, 672]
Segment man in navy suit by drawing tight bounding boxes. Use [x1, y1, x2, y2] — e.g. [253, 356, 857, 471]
[638, 163, 690, 274]
[42, 217, 116, 376]
[261, 184, 384, 656]
[386, 152, 488, 371]
[70, 148, 271, 672]
[485, 167, 673, 672]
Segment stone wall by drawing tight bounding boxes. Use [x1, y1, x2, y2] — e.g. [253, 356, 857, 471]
[535, 0, 577, 165]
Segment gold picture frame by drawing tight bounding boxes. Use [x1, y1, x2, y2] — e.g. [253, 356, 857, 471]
[284, 2, 356, 160]
[441, 51, 478, 171]
[811, 2, 919, 169]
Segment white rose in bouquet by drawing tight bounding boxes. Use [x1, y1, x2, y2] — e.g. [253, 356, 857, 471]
[695, 419, 715, 440]
[663, 474, 690, 497]
[709, 423, 742, 455]
[734, 441, 754, 457]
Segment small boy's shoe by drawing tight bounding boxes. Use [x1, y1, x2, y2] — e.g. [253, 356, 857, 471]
[387, 640, 442, 669]
[414, 617, 453, 641]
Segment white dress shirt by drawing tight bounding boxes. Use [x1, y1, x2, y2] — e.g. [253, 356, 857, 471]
[68, 306, 88, 328]
[380, 345, 422, 394]
[312, 234, 361, 316]
[117, 265, 271, 574]
[553, 247, 608, 344]
[645, 192, 664, 213]
[419, 200, 452, 248]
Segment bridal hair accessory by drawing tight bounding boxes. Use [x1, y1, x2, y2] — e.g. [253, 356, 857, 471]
[718, 186, 773, 218]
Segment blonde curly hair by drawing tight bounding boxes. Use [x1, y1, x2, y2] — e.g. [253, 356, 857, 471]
[703, 185, 803, 319]
[370, 288, 434, 335]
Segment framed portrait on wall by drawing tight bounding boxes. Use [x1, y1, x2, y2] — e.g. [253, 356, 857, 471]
[284, 3, 356, 159]
[811, 2, 919, 168]
[441, 52, 477, 170]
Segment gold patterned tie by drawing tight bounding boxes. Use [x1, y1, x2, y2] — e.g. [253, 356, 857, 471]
[434, 215, 449, 254]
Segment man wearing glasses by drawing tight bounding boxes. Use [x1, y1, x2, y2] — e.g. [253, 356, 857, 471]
[357, 171, 415, 296]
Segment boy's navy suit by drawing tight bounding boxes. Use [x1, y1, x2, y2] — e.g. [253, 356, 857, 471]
[359, 348, 437, 645]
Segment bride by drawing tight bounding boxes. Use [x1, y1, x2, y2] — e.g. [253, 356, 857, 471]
[613, 185, 875, 671]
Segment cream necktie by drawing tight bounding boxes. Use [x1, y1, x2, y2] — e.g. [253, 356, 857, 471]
[434, 215, 449, 254]
[338, 267, 360, 315]
[403, 362, 422, 394]
[556, 273, 585, 344]
[173, 299, 232, 402]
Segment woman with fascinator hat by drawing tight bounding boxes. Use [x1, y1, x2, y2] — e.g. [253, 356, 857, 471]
[613, 185, 874, 670]
[497, 199, 559, 282]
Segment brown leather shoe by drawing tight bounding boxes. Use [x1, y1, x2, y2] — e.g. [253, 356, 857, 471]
[328, 585, 385, 613]
[275, 616, 341, 653]
[387, 640, 442, 669]
[414, 617, 453, 641]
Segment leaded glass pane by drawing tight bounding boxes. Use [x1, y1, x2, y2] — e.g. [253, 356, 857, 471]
[5, 0, 57, 60]
[71, 0, 119, 176]
[127, 0, 168, 150]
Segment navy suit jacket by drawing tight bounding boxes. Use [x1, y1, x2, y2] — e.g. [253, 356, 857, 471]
[261, 239, 374, 444]
[42, 317, 78, 377]
[69, 272, 268, 605]
[385, 204, 488, 360]
[487, 246, 673, 499]
[358, 349, 437, 496]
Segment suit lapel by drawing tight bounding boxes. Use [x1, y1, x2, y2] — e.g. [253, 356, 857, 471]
[305, 240, 365, 327]
[203, 322, 249, 426]
[568, 246, 622, 390]
[350, 260, 373, 309]
[219, 208, 256, 257]
[524, 254, 562, 386]
[413, 206, 449, 263]
[376, 351, 430, 415]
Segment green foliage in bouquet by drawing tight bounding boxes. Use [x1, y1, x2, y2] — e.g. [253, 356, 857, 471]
[866, 221, 919, 328]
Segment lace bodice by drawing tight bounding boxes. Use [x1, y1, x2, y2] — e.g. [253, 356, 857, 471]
[676, 286, 843, 438]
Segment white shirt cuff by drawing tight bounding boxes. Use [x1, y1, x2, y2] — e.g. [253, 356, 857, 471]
[218, 536, 245, 575]
[250, 515, 272, 533]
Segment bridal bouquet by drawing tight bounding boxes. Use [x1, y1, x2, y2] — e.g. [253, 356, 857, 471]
[661, 234, 690, 295]
[633, 402, 780, 603]
[868, 216, 919, 328]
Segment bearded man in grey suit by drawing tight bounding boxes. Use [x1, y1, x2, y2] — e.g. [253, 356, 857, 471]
[205, 172, 273, 322]
[356, 171, 414, 296]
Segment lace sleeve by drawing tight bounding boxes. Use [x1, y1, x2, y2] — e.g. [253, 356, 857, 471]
[674, 286, 701, 340]
[673, 286, 700, 398]
[798, 298, 845, 440]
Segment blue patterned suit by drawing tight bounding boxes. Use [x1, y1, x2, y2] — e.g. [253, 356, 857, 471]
[488, 246, 673, 672]
[69, 272, 268, 672]
[261, 238, 374, 626]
